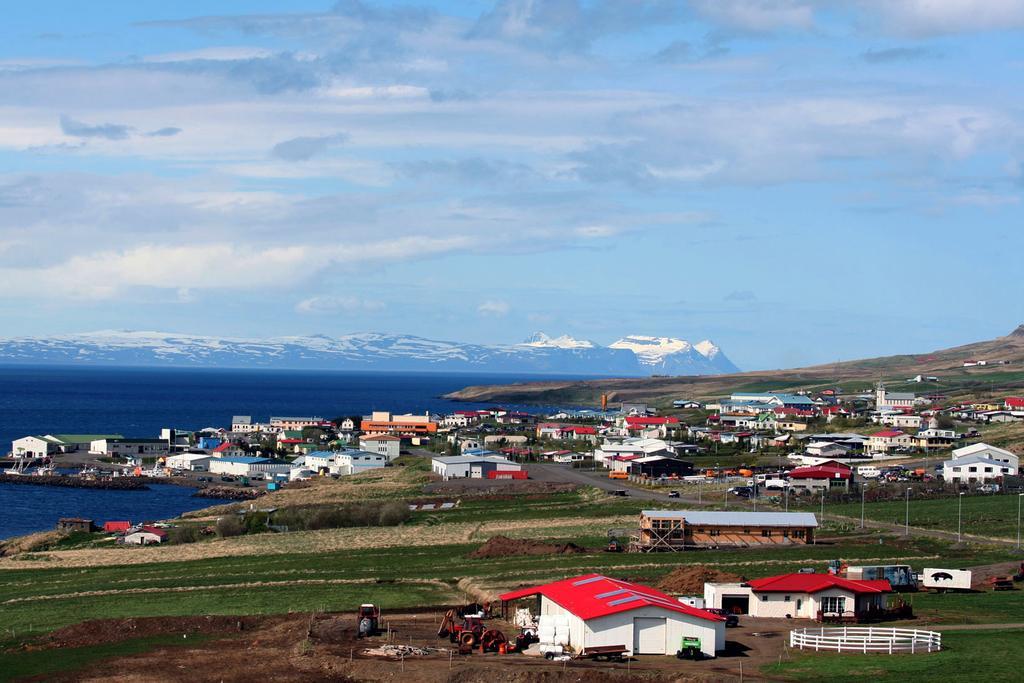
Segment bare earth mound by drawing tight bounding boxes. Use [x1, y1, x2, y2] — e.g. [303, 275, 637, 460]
[656, 566, 745, 594]
[468, 535, 587, 559]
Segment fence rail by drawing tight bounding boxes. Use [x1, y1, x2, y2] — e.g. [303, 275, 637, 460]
[790, 626, 941, 654]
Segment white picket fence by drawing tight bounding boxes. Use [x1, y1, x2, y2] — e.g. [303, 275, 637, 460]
[790, 626, 941, 654]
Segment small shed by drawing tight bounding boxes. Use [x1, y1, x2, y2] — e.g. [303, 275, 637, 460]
[57, 518, 96, 533]
[124, 526, 168, 545]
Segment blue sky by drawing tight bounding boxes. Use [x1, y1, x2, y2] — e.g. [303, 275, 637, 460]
[0, 1, 1022, 370]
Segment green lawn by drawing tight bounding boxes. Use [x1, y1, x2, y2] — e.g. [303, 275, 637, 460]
[0, 530, 1016, 637]
[0, 634, 213, 683]
[819, 494, 1024, 539]
[763, 628, 1024, 682]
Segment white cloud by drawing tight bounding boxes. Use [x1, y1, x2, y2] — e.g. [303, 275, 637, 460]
[691, 0, 816, 32]
[142, 47, 277, 63]
[478, 300, 510, 316]
[861, 0, 1024, 36]
[295, 295, 386, 314]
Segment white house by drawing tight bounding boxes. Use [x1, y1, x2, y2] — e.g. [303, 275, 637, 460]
[335, 450, 388, 475]
[90, 438, 167, 457]
[951, 443, 1019, 472]
[11, 435, 62, 458]
[360, 434, 401, 461]
[943, 454, 1015, 484]
[431, 453, 521, 479]
[704, 572, 892, 620]
[208, 456, 290, 477]
[877, 413, 923, 430]
[593, 438, 673, 466]
[165, 453, 212, 471]
[500, 574, 725, 658]
[231, 416, 260, 433]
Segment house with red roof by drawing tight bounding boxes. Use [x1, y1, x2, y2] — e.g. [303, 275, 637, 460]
[866, 429, 917, 453]
[123, 526, 168, 545]
[212, 441, 245, 458]
[787, 461, 853, 493]
[623, 416, 681, 438]
[704, 572, 895, 622]
[1005, 397, 1024, 410]
[499, 574, 726, 657]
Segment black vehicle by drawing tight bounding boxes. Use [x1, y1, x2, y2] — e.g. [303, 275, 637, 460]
[610, 489, 628, 497]
[667, 491, 680, 498]
[703, 608, 739, 627]
[728, 486, 753, 498]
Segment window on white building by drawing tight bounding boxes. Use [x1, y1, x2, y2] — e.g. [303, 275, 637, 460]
[820, 596, 846, 614]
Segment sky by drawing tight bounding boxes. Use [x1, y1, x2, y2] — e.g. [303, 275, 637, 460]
[0, 0, 1022, 371]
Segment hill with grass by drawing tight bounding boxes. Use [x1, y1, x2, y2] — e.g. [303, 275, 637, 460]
[445, 325, 1024, 406]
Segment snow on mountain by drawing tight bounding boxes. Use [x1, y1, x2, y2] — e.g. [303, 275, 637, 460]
[610, 334, 739, 374]
[520, 332, 596, 349]
[0, 330, 739, 376]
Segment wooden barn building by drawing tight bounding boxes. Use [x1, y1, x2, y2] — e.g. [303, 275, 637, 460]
[631, 510, 818, 552]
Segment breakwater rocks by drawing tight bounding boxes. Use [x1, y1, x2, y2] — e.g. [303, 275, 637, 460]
[192, 486, 264, 501]
[0, 473, 150, 490]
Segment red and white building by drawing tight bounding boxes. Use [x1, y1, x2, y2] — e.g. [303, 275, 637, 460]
[704, 572, 893, 621]
[787, 461, 853, 493]
[500, 574, 726, 657]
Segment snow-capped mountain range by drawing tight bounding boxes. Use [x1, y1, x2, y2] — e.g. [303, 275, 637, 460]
[0, 330, 739, 376]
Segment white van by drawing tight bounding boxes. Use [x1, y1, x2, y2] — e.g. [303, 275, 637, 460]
[857, 466, 881, 479]
[553, 453, 586, 464]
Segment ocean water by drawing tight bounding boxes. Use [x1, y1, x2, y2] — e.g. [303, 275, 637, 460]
[0, 365, 558, 448]
[0, 365, 564, 539]
[0, 483, 230, 540]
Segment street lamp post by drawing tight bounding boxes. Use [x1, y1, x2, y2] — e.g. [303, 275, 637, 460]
[785, 486, 789, 512]
[697, 478, 702, 505]
[861, 486, 866, 529]
[1018, 493, 1023, 551]
[958, 492, 965, 543]
[820, 491, 825, 520]
[905, 487, 912, 537]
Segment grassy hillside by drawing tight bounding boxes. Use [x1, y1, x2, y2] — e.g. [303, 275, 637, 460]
[446, 325, 1024, 406]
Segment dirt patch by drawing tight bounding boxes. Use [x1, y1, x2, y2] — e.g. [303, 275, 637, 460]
[32, 615, 275, 650]
[656, 566, 746, 595]
[468, 535, 588, 559]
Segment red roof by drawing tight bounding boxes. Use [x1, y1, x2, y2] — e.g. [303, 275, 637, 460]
[1006, 397, 1024, 409]
[789, 465, 852, 480]
[625, 416, 680, 427]
[103, 521, 131, 532]
[499, 574, 725, 622]
[567, 426, 597, 435]
[212, 442, 235, 452]
[138, 526, 168, 538]
[747, 573, 891, 595]
[870, 430, 905, 438]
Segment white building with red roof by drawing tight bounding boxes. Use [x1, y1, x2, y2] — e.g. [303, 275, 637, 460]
[704, 572, 893, 621]
[499, 573, 726, 657]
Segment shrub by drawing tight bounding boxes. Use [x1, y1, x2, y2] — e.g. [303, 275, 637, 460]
[215, 515, 245, 538]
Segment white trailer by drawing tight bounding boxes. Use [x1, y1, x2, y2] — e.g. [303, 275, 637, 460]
[921, 568, 972, 592]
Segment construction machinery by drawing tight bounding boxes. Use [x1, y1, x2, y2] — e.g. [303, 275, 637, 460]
[437, 609, 486, 646]
[676, 636, 703, 660]
[605, 538, 624, 553]
[357, 604, 381, 638]
[990, 576, 1014, 591]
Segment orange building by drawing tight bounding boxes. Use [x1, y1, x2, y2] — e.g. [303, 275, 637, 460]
[360, 411, 437, 436]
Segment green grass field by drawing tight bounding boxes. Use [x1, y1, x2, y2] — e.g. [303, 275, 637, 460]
[763, 629, 1024, 682]
[820, 494, 1024, 539]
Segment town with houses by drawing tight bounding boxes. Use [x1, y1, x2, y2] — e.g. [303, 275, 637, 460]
[5, 372, 1024, 678]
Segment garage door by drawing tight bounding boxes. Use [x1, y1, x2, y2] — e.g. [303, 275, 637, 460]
[632, 617, 667, 654]
[722, 595, 749, 614]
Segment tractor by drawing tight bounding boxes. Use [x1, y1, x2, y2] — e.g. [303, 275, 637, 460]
[676, 636, 703, 660]
[357, 604, 381, 638]
[437, 609, 486, 646]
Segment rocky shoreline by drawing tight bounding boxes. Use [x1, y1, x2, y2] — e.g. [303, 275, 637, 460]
[0, 473, 150, 490]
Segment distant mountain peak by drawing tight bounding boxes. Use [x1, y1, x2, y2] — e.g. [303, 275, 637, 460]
[520, 332, 595, 349]
[1009, 324, 1024, 338]
[0, 330, 738, 377]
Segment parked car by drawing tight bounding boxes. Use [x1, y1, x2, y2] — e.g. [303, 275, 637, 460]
[196, 476, 212, 482]
[610, 489, 628, 497]
[978, 483, 1001, 494]
[703, 608, 739, 627]
[667, 491, 680, 498]
[728, 486, 753, 498]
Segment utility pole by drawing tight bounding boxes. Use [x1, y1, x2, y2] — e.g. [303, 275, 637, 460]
[957, 492, 964, 543]
[905, 487, 912, 537]
[861, 486, 866, 529]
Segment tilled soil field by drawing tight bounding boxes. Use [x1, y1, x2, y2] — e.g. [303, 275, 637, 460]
[11, 610, 792, 682]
